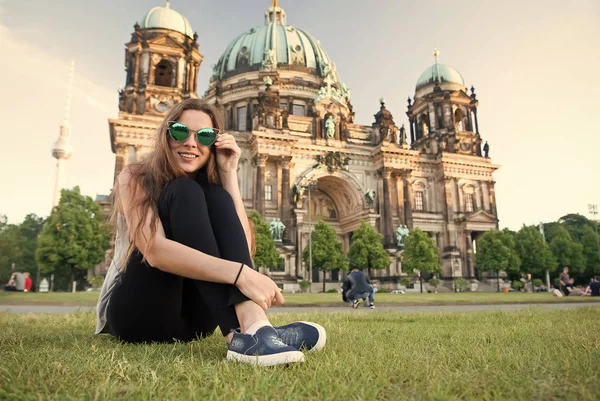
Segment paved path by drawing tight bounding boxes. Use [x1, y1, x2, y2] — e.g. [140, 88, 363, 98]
[1, 303, 598, 315]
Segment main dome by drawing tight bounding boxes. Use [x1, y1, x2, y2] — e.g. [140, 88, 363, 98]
[213, 3, 343, 86]
[139, 2, 194, 38]
[416, 63, 464, 90]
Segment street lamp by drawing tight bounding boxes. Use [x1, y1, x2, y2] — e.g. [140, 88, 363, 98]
[588, 204, 600, 264]
[539, 222, 551, 291]
[305, 179, 318, 287]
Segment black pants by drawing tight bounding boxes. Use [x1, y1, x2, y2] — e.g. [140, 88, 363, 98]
[107, 177, 251, 343]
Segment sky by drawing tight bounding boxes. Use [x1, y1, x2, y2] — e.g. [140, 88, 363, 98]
[0, 0, 598, 230]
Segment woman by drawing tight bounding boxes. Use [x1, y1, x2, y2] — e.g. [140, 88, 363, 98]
[96, 99, 325, 366]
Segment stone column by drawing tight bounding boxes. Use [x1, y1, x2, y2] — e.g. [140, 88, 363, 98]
[489, 181, 498, 218]
[255, 155, 268, 216]
[409, 119, 415, 143]
[444, 177, 454, 221]
[473, 108, 480, 134]
[114, 144, 127, 182]
[382, 169, 395, 247]
[281, 156, 292, 242]
[396, 175, 405, 225]
[475, 184, 483, 211]
[401, 171, 413, 229]
[466, 231, 474, 277]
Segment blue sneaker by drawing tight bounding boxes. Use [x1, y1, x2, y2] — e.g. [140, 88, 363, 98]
[227, 326, 305, 366]
[274, 321, 327, 352]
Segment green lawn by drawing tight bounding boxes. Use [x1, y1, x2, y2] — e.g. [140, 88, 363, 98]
[1, 308, 599, 401]
[1, 290, 599, 307]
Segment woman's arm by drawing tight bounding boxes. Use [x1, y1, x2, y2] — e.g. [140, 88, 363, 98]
[117, 168, 282, 309]
[220, 171, 252, 251]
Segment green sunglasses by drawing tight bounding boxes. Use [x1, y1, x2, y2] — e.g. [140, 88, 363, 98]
[167, 121, 221, 147]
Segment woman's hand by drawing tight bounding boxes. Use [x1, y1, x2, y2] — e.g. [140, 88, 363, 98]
[215, 133, 241, 174]
[235, 265, 285, 310]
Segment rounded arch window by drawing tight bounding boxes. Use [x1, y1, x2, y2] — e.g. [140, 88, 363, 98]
[155, 59, 174, 87]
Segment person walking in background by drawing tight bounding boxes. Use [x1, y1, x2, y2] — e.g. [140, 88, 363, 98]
[23, 273, 32, 292]
[559, 267, 570, 296]
[343, 268, 375, 309]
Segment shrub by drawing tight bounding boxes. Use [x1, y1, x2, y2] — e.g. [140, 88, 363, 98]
[400, 278, 411, 288]
[326, 288, 338, 293]
[299, 280, 311, 292]
[88, 275, 104, 290]
[532, 278, 544, 288]
[456, 277, 470, 292]
[512, 280, 524, 291]
[553, 278, 561, 289]
[377, 288, 390, 293]
[428, 278, 441, 288]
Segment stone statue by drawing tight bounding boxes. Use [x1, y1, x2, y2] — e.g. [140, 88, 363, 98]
[399, 124, 407, 146]
[292, 184, 306, 207]
[422, 121, 429, 136]
[365, 189, 376, 208]
[325, 115, 336, 139]
[396, 225, 410, 248]
[270, 218, 286, 242]
[483, 141, 490, 158]
[316, 86, 328, 102]
[262, 49, 277, 71]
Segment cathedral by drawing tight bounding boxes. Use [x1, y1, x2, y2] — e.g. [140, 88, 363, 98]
[108, 1, 500, 288]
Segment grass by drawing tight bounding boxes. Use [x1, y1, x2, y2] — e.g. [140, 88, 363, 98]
[1, 308, 599, 401]
[1, 290, 600, 307]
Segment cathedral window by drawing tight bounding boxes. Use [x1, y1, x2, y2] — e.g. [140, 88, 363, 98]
[280, 102, 288, 111]
[292, 104, 306, 116]
[155, 59, 174, 87]
[465, 193, 474, 212]
[265, 184, 272, 201]
[415, 191, 424, 211]
[237, 106, 247, 131]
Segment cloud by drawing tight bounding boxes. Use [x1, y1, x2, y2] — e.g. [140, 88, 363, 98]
[0, 23, 116, 223]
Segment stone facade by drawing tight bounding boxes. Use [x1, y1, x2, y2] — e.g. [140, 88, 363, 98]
[107, 2, 500, 285]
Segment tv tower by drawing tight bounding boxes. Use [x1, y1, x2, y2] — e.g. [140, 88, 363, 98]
[51, 59, 75, 207]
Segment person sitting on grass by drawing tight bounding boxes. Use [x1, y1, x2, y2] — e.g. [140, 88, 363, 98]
[565, 278, 586, 296]
[96, 99, 325, 367]
[342, 268, 375, 309]
[583, 276, 600, 296]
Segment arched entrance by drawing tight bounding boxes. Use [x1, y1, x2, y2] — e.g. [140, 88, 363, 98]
[293, 169, 368, 284]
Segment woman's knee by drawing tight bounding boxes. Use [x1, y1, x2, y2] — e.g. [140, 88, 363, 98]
[160, 177, 207, 208]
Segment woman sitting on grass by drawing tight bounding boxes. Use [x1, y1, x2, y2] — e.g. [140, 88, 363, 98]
[96, 99, 325, 366]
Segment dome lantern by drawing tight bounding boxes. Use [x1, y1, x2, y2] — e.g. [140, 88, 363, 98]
[139, 1, 194, 38]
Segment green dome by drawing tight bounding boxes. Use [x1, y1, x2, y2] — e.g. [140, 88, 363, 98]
[416, 63, 464, 90]
[213, 4, 344, 87]
[139, 3, 194, 38]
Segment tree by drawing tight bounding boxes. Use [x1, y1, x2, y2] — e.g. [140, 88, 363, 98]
[348, 221, 390, 277]
[548, 226, 585, 276]
[515, 225, 557, 278]
[402, 229, 441, 292]
[249, 211, 279, 270]
[581, 225, 600, 281]
[0, 220, 21, 283]
[35, 187, 111, 291]
[0, 214, 45, 286]
[475, 230, 521, 291]
[18, 214, 45, 288]
[303, 220, 348, 292]
[557, 213, 596, 243]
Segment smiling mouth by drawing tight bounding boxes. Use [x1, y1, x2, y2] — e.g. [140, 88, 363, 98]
[179, 152, 198, 159]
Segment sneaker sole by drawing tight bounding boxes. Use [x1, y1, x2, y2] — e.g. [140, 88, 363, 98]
[296, 321, 327, 352]
[226, 350, 305, 367]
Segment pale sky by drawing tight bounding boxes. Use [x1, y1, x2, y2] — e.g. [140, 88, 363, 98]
[0, 0, 598, 229]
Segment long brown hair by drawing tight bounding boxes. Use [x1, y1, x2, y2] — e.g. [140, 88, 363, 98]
[111, 99, 223, 262]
